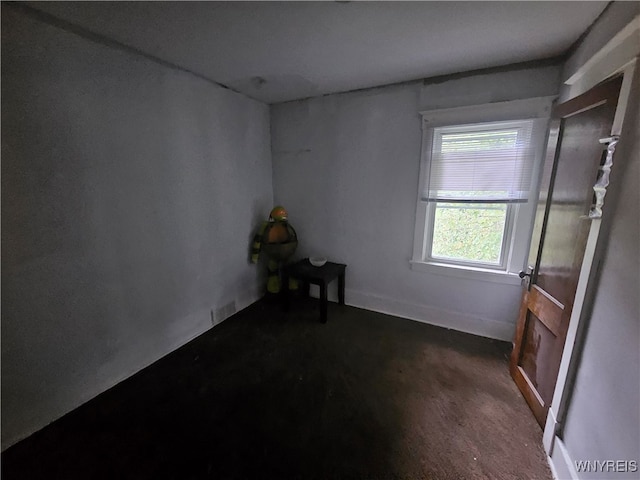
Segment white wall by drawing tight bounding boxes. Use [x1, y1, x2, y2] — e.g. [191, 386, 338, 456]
[556, 2, 640, 478]
[271, 65, 560, 341]
[1, 7, 272, 449]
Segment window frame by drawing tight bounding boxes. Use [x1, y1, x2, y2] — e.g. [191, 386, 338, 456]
[411, 97, 554, 284]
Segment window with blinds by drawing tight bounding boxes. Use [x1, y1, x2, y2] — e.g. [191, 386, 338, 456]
[420, 119, 537, 268]
[423, 120, 535, 204]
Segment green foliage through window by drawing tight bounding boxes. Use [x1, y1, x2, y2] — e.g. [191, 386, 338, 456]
[431, 203, 507, 264]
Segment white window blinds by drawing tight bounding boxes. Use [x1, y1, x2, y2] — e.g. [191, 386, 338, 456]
[423, 120, 535, 203]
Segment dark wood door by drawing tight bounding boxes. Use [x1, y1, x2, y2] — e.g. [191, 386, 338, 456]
[510, 76, 622, 427]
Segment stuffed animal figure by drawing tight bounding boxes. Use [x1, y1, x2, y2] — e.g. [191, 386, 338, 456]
[251, 206, 298, 294]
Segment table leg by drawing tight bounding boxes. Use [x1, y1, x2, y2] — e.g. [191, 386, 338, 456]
[319, 281, 327, 323]
[338, 273, 345, 306]
[282, 268, 290, 312]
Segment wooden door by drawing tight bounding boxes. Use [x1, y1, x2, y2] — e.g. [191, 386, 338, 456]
[510, 76, 623, 427]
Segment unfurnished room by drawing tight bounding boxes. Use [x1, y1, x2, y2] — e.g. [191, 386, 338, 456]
[1, 2, 639, 479]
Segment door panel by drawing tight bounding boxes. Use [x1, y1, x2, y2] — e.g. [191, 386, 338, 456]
[520, 311, 557, 402]
[535, 109, 617, 305]
[511, 76, 622, 427]
[527, 286, 563, 336]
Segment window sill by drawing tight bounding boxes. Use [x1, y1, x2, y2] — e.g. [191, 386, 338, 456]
[410, 260, 522, 285]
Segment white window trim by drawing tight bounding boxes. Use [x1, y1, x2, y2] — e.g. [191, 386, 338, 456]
[411, 97, 555, 283]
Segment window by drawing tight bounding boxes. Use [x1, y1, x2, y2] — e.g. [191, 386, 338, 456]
[411, 99, 551, 282]
[426, 120, 534, 269]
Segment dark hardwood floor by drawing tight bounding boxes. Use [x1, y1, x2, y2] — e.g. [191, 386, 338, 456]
[2, 298, 552, 479]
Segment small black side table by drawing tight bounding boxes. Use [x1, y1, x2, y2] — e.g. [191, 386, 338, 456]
[282, 259, 346, 323]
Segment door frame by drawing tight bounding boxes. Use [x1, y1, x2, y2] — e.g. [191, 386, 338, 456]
[542, 15, 639, 478]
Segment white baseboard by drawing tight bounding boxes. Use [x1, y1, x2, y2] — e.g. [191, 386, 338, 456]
[235, 286, 263, 314]
[344, 288, 515, 341]
[548, 454, 561, 480]
[548, 437, 579, 480]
